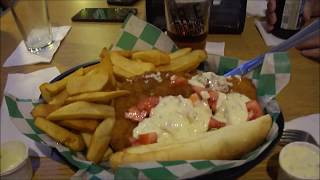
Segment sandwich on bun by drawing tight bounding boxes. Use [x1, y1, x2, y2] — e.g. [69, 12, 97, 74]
[110, 71, 272, 169]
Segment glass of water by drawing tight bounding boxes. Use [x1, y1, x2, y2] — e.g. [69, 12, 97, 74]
[11, 0, 53, 53]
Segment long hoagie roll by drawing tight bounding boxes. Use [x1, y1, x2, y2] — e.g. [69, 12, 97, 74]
[110, 115, 272, 169]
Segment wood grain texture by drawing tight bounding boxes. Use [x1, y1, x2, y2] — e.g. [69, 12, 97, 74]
[31, 156, 75, 180]
[1, 0, 319, 179]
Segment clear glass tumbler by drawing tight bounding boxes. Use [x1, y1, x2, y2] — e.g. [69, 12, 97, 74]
[11, 0, 53, 53]
[164, 0, 211, 50]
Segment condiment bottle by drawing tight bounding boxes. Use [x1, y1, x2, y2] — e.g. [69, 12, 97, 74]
[272, 0, 306, 39]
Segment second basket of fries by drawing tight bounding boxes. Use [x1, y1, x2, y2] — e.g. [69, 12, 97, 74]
[4, 15, 290, 179]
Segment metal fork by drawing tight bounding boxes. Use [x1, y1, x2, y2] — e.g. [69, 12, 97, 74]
[279, 129, 319, 147]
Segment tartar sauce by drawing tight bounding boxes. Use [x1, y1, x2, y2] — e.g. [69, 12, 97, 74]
[188, 72, 251, 125]
[188, 72, 232, 93]
[1, 141, 27, 174]
[280, 143, 320, 179]
[213, 93, 250, 125]
[133, 95, 212, 142]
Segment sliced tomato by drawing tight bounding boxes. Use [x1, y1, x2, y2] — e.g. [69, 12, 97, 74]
[170, 75, 188, 86]
[136, 96, 160, 113]
[125, 96, 159, 122]
[124, 106, 148, 122]
[128, 137, 140, 146]
[137, 132, 158, 145]
[208, 118, 226, 129]
[207, 91, 219, 112]
[191, 87, 219, 111]
[189, 93, 201, 104]
[246, 100, 263, 120]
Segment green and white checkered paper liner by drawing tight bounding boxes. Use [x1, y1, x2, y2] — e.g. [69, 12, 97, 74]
[4, 15, 290, 180]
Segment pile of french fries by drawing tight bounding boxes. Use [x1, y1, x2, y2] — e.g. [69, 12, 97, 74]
[32, 47, 207, 164]
[108, 48, 207, 79]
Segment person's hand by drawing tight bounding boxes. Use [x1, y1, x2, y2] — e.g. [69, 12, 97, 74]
[295, 34, 320, 60]
[266, 0, 320, 60]
[266, 0, 314, 32]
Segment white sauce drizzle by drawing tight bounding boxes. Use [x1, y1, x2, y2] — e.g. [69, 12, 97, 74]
[133, 95, 212, 142]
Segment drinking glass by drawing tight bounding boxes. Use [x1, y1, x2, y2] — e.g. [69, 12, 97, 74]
[164, 0, 211, 50]
[11, 0, 53, 53]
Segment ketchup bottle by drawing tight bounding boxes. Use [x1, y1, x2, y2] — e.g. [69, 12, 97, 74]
[271, 0, 306, 39]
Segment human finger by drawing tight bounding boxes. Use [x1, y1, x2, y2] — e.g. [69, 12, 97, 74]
[295, 35, 320, 50]
[301, 48, 320, 60]
[266, 12, 277, 25]
[267, 0, 276, 12]
[266, 24, 275, 32]
[303, 0, 312, 21]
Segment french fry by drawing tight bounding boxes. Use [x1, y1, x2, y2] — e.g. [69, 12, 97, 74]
[81, 133, 114, 161]
[87, 117, 115, 163]
[132, 50, 170, 66]
[102, 148, 113, 161]
[99, 51, 116, 88]
[34, 117, 85, 151]
[111, 50, 133, 59]
[99, 47, 109, 59]
[57, 119, 99, 133]
[66, 74, 109, 96]
[156, 50, 207, 73]
[81, 133, 92, 148]
[186, 62, 202, 73]
[169, 48, 192, 60]
[48, 89, 69, 106]
[47, 101, 115, 121]
[110, 53, 155, 75]
[112, 65, 135, 79]
[84, 64, 101, 76]
[45, 68, 85, 95]
[65, 90, 130, 104]
[39, 83, 53, 103]
[31, 104, 60, 118]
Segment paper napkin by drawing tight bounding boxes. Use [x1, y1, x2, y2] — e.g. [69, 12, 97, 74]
[3, 26, 71, 67]
[1, 67, 60, 157]
[246, 0, 267, 17]
[285, 114, 320, 144]
[206, 42, 225, 56]
[255, 19, 285, 46]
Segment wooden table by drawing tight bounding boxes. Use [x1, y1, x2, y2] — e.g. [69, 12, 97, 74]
[1, 0, 319, 179]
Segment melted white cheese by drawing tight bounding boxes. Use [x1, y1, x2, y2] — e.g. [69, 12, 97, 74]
[213, 93, 250, 125]
[280, 144, 320, 179]
[188, 72, 232, 92]
[133, 95, 212, 142]
[216, 92, 227, 108]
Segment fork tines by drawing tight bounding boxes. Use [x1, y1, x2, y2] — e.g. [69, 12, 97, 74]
[279, 129, 318, 146]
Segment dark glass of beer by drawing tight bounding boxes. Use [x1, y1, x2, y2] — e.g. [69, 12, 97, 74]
[164, 0, 210, 50]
